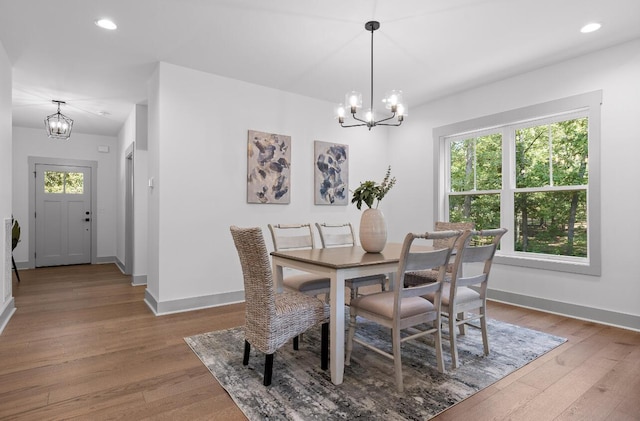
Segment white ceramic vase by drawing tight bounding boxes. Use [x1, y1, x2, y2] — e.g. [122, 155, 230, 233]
[359, 208, 387, 253]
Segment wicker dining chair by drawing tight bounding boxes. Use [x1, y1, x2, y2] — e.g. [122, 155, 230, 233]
[423, 228, 507, 369]
[315, 222, 387, 301]
[268, 223, 331, 299]
[403, 221, 475, 287]
[230, 225, 329, 386]
[345, 230, 462, 392]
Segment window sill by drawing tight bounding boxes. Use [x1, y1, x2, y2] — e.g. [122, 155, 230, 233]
[494, 253, 600, 276]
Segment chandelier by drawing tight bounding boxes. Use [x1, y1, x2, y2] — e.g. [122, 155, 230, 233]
[335, 21, 407, 130]
[45, 100, 74, 139]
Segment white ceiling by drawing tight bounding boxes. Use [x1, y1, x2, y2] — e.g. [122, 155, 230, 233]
[1, 0, 639, 137]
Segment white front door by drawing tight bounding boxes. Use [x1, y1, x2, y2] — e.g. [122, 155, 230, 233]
[35, 164, 92, 267]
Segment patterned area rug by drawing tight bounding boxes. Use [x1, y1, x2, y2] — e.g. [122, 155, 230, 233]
[185, 317, 566, 420]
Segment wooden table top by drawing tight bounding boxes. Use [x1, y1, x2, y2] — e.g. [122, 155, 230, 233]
[271, 243, 435, 269]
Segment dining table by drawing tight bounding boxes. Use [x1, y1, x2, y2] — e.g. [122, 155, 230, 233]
[271, 242, 428, 385]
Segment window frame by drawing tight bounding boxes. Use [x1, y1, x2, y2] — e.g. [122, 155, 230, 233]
[433, 91, 602, 276]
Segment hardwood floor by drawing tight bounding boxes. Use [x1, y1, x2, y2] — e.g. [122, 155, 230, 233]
[0, 264, 638, 420]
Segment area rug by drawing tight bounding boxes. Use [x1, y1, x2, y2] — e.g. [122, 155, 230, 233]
[185, 317, 566, 420]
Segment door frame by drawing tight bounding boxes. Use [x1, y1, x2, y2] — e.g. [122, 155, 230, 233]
[28, 156, 98, 269]
[124, 144, 134, 275]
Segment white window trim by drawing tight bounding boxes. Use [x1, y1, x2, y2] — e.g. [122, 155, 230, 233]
[433, 91, 602, 276]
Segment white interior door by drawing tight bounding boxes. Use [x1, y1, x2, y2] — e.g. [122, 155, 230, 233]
[35, 164, 92, 267]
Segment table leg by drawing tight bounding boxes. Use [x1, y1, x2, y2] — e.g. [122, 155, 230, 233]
[329, 271, 345, 385]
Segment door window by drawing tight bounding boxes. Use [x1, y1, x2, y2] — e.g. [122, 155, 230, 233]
[44, 171, 84, 194]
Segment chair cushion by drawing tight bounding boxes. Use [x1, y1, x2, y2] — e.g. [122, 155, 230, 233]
[423, 284, 480, 306]
[351, 291, 435, 320]
[283, 273, 331, 293]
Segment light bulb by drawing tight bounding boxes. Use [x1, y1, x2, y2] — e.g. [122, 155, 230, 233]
[365, 109, 374, 123]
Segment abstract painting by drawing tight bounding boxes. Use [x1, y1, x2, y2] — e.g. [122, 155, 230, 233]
[314, 141, 348, 205]
[247, 130, 291, 204]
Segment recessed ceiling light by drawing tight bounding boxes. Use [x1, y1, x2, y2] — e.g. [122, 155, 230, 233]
[95, 19, 117, 30]
[580, 22, 601, 33]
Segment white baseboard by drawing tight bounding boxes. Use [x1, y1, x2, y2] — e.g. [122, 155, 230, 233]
[131, 275, 147, 286]
[144, 289, 245, 316]
[0, 298, 16, 335]
[488, 288, 640, 332]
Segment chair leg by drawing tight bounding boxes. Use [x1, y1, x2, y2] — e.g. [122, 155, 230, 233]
[293, 336, 299, 350]
[321, 322, 329, 370]
[449, 312, 459, 369]
[480, 309, 489, 356]
[392, 327, 404, 393]
[345, 312, 357, 365]
[12, 256, 20, 283]
[458, 311, 467, 335]
[243, 340, 251, 365]
[264, 354, 274, 386]
[434, 314, 445, 373]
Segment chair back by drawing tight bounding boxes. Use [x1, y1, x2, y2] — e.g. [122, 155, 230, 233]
[268, 223, 317, 251]
[449, 228, 507, 295]
[315, 222, 356, 248]
[433, 221, 475, 249]
[395, 230, 463, 310]
[230, 226, 276, 336]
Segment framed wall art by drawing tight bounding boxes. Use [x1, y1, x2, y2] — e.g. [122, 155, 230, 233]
[247, 130, 291, 204]
[314, 141, 348, 205]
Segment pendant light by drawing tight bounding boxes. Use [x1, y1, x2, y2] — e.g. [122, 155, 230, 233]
[45, 100, 74, 139]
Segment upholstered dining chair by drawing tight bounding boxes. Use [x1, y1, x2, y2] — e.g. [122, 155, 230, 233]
[230, 225, 329, 386]
[315, 222, 387, 301]
[268, 223, 331, 299]
[423, 228, 507, 369]
[403, 221, 475, 287]
[345, 230, 462, 392]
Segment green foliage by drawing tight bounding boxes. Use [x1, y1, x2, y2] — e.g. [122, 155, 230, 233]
[44, 171, 64, 193]
[11, 219, 20, 250]
[351, 166, 396, 210]
[515, 118, 588, 188]
[450, 134, 502, 192]
[65, 172, 84, 194]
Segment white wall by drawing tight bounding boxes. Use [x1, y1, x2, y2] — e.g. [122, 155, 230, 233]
[0, 39, 14, 333]
[146, 62, 390, 313]
[11, 127, 119, 264]
[388, 39, 640, 327]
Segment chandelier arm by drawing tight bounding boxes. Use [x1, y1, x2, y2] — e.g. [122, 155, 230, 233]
[374, 121, 403, 127]
[340, 122, 369, 128]
[373, 113, 397, 125]
[350, 113, 370, 125]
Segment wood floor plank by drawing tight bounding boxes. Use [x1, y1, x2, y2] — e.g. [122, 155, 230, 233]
[1, 264, 638, 420]
[507, 353, 621, 420]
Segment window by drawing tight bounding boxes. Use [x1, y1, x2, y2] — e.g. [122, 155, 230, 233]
[44, 171, 84, 194]
[434, 91, 601, 275]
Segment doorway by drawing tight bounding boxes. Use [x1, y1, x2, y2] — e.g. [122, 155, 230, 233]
[28, 157, 98, 268]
